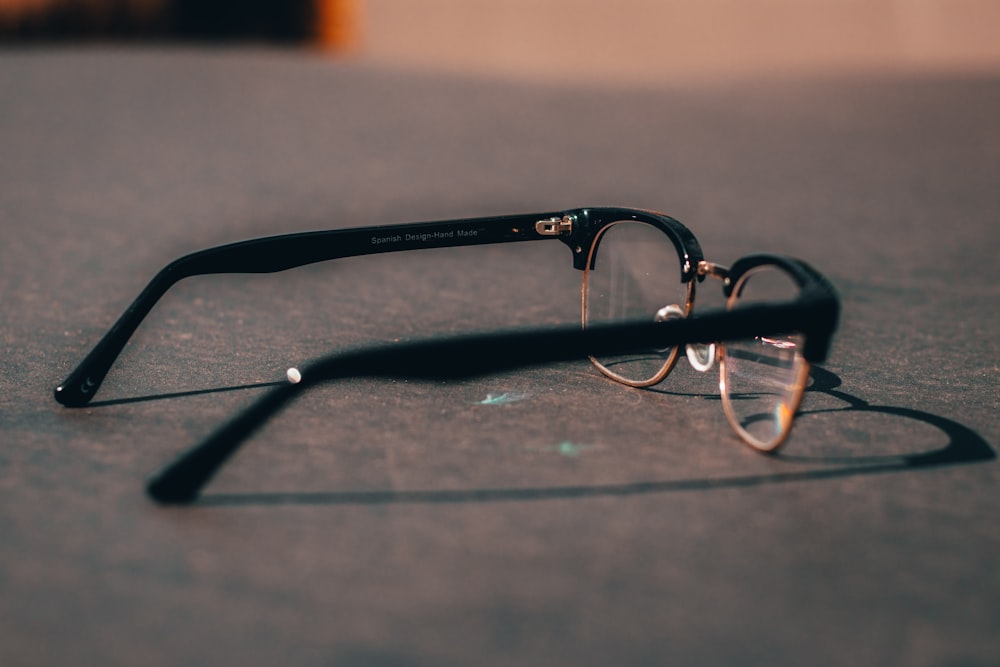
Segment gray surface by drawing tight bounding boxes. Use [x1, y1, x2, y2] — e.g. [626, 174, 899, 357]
[1, 49, 999, 666]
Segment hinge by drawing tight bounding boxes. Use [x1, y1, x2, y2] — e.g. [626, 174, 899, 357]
[535, 216, 573, 236]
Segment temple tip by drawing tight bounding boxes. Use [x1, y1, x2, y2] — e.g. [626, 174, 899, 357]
[54, 382, 94, 407]
[146, 473, 201, 505]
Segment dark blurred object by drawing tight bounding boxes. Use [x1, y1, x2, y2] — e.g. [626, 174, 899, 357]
[0, 0, 168, 39]
[172, 0, 313, 41]
[0, 0, 358, 46]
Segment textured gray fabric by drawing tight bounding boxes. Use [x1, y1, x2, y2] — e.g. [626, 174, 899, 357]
[1, 49, 998, 666]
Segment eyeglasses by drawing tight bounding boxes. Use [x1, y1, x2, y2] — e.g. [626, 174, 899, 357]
[54, 207, 839, 503]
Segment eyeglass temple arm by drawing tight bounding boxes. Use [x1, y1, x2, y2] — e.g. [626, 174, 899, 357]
[54, 212, 565, 407]
[147, 298, 837, 504]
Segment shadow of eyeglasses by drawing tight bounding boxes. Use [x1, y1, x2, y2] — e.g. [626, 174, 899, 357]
[135, 365, 989, 508]
[77, 365, 993, 507]
[84, 381, 286, 407]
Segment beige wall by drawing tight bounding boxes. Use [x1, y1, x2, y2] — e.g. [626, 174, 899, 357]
[359, 0, 1000, 83]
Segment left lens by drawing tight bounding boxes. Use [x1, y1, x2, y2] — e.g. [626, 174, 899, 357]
[583, 220, 690, 386]
[720, 264, 810, 450]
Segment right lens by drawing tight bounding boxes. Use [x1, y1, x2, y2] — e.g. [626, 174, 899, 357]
[583, 220, 690, 386]
[721, 264, 809, 450]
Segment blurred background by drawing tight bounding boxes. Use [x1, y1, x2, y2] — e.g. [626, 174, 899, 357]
[2, 0, 999, 83]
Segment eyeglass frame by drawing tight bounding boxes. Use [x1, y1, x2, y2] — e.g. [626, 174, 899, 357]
[52, 207, 840, 503]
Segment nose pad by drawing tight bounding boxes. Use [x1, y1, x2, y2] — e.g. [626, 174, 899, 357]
[686, 342, 716, 372]
[653, 304, 685, 355]
[654, 304, 716, 373]
[654, 304, 685, 323]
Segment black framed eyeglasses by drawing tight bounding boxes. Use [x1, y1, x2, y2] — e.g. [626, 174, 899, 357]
[54, 207, 839, 503]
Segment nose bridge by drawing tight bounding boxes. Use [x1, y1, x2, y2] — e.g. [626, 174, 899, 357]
[697, 260, 731, 285]
[681, 261, 731, 372]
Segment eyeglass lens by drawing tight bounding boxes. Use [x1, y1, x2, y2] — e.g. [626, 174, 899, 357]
[721, 265, 810, 450]
[583, 220, 690, 386]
